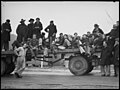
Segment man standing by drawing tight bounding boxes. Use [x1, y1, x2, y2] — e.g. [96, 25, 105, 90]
[113, 21, 119, 77]
[1, 19, 12, 51]
[45, 20, 57, 48]
[14, 43, 28, 78]
[27, 18, 35, 39]
[16, 19, 28, 43]
[33, 18, 43, 39]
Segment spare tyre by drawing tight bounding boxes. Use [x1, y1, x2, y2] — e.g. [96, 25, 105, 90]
[5, 63, 15, 74]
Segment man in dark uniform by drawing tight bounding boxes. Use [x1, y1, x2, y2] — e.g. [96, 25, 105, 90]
[27, 18, 34, 39]
[45, 20, 57, 48]
[16, 19, 28, 43]
[100, 24, 119, 76]
[113, 21, 119, 77]
[1, 19, 12, 51]
[33, 18, 43, 39]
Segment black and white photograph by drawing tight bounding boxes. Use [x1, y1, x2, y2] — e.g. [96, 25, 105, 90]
[1, 1, 119, 89]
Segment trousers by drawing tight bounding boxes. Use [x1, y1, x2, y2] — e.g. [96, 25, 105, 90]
[14, 56, 26, 75]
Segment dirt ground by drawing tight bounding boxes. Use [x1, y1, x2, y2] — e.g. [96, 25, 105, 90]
[1, 66, 119, 89]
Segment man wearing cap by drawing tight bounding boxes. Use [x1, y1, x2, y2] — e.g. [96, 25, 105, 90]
[45, 20, 57, 48]
[1, 19, 12, 51]
[92, 24, 104, 35]
[16, 19, 28, 43]
[33, 18, 43, 39]
[27, 18, 34, 39]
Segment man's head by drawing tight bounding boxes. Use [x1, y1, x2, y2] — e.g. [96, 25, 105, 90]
[6, 19, 10, 24]
[32, 34, 37, 39]
[94, 24, 99, 28]
[23, 43, 28, 49]
[87, 31, 91, 36]
[74, 32, 78, 36]
[36, 18, 40, 23]
[113, 24, 117, 29]
[82, 34, 87, 38]
[59, 33, 63, 36]
[50, 20, 54, 25]
[64, 34, 68, 39]
[116, 21, 119, 26]
[29, 18, 34, 24]
[20, 19, 25, 24]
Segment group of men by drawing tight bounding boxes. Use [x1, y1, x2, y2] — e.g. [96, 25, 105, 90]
[1, 18, 119, 78]
[1, 18, 57, 51]
[80, 22, 119, 77]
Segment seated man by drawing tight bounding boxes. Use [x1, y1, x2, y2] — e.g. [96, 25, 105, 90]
[71, 32, 80, 48]
[30, 34, 39, 59]
[81, 34, 91, 54]
[62, 34, 71, 49]
[38, 32, 46, 50]
[93, 32, 105, 49]
[58, 33, 64, 45]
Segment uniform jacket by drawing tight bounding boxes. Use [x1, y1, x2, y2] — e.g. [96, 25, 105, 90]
[33, 22, 43, 34]
[16, 23, 28, 36]
[106, 27, 119, 40]
[27, 23, 34, 38]
[1, 22, 12, 41]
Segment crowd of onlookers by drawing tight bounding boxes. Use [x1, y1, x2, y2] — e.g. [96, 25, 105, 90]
[1, 18, 119, 77]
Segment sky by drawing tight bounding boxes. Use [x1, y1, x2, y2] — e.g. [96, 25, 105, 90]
[1, 1, 119, 37]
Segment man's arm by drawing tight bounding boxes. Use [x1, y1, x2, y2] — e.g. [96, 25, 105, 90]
[8, 24, 12, 32]
[45, 26, 49, 32]
[1, 23, 4, 33]
[14, 47, 21, 56]
[99, 28, 104, 34]
[54, 25, 57, 34]
[40, 22, 43, 30]
[16, 25, 20, 34]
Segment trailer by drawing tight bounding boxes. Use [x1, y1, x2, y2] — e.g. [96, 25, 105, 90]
[26, 48, 100, 76]
[1, 47, 101, 76]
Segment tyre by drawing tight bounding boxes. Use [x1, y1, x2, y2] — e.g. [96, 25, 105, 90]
[1, 60, 6, 76]
[86, 63, 94, 74]
[69, 56, 89, 76]
[84, 56, 94, 74]
[5, 63, 15, 74]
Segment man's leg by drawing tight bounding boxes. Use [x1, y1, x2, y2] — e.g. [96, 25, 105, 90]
[14, 57, 21, 77]
[114, 65, 119, 77]
[49, 36, 52, 49]
[4, 41, 9, 51]
[106, 65, 110, 76]
[116, 66, 119, 77]
[17, 57, 26, 77]
[101, 65, 105, 76]
[1, 40, 3, 51]
[30, 48, 35, 58]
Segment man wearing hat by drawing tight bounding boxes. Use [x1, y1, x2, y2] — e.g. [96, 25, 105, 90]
[16, 19, 28, 43]
[1, 19, 12, 51]
[27, 18, 35, 39]
[45, 20, 57, 48]
[33, 17, 43, 39]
